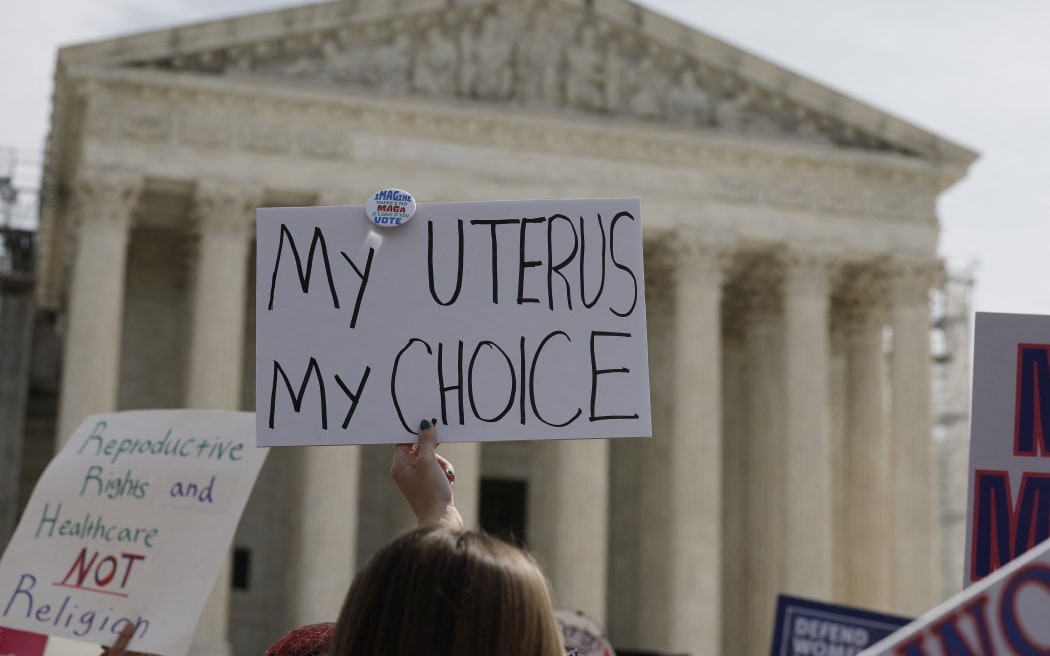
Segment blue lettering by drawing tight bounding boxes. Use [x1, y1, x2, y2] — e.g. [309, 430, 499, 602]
[1016, 345, 1050, 456]
[3, 573, 36, 617]
[972, 471, 1050, 579]
[928, 596, 994, 655]
[1001, 564, 1050, 655]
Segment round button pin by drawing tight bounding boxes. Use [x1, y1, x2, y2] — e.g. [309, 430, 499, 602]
[365, 188, 416, 228]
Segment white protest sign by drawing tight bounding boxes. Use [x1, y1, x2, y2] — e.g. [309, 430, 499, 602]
[0, 411, 268, 656]
[256, 197, 651, 446]
[859, 536, 1050, 655]
[963, 312, 1050, 587]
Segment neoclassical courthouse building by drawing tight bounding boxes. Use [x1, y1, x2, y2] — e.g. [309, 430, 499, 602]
[16, 0, 977, 654]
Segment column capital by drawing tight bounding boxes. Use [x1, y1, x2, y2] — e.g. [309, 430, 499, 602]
[889, 258, 942, 305]
[193, 180, 263, 238]
[834, 264, 890, 332]
[782, 248, 840, 297]
[727, 253, 783, 321]
[643, 240, 676, 304]
[655, 229, 736, 286]
[71, 168, 143, 231]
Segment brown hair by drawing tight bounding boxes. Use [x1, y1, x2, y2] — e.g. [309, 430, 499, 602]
[331, 526, 564, 656]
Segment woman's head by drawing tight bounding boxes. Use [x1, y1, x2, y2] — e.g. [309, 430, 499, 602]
[331, 526, 564, 656]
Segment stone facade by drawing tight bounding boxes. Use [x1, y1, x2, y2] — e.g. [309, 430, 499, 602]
[20, 0, 976, 654]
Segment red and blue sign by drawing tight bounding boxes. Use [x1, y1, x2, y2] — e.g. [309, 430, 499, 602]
[965, 314, 1050, 586]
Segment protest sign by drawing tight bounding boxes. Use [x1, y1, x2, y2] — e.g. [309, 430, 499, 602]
[0, 411, 267, 656]
[769, 595, 909, 656]
[963, 312, 1050, 586]
[859, 536, 1050, 655]
[0, 627, 47, 656]
[256, 197, 651, 446]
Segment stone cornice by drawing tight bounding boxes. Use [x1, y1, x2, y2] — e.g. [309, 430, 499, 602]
[55, 0, 977, 170]
[70, 67, 954, 224]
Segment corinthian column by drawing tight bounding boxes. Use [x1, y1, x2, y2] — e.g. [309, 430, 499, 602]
[667, 232, 729, 655]
[56, 169, 142, 446]
[838, 268, 891, 609]
[185, 180, 259, 409]
[186, 181, 259, 656]
[734, 256, 785, 656]
[889, 260, 940, 614]
[720, 301, 747, 649]
[528, 437, 609, 624]
[782, 251, 833, 597]
[636, 245, 674, 646]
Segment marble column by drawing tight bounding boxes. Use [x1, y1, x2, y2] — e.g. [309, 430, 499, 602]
[839, 270, 891, 609]
[782, 252, 833, 597]
[720, 308, 747, 649]
[736, 258, 785, 656]
[284, 446, 361, 626]
[528, 438, 609, 624]
[666, 234, 728, 655]
[186, 181, 259, 656]
[828, 316, 849, 600]
[635, 247, 675, 648]
[185, 180, 258, 410]
[56, 169, 142, 446]
[889, 260, 939, 614]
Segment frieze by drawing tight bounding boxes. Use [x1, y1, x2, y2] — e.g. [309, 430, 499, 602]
[123, 2, 908, 156]
[77, 75, 944, 223]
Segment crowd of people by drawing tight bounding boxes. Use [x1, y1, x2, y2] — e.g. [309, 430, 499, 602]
[102, 419, 614, 656]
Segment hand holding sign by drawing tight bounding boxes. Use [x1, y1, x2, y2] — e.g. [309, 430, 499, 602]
[391, 420, 462, 530]
[100, 623, 145, 656]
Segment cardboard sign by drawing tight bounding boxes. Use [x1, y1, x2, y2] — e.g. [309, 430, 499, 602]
[256, 198, 651, 446]
[769, 595, 909, 656]
[0, 411, 268, 656]
[964, 312, 1050, 586]
[859, 536, 1050, 655]
[0, 627, 47, 656]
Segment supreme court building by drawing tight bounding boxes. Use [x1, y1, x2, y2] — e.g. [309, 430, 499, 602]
[21, 0, 976, 654]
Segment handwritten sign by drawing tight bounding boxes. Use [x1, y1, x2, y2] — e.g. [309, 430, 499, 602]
[769, 595, 909, 656]
[860, 536, 1050, 655]
[0, 411, 267, 656]
[963, 312, 1050, 586]
[256, 198, 651, 446]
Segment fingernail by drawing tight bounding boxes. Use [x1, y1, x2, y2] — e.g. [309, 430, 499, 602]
[420, 419, 431, 430]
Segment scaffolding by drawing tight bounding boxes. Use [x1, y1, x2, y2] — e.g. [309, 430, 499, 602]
[0, 146, 41, 276]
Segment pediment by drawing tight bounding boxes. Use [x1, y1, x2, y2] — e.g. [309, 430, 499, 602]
[61, 0, 976, 166]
